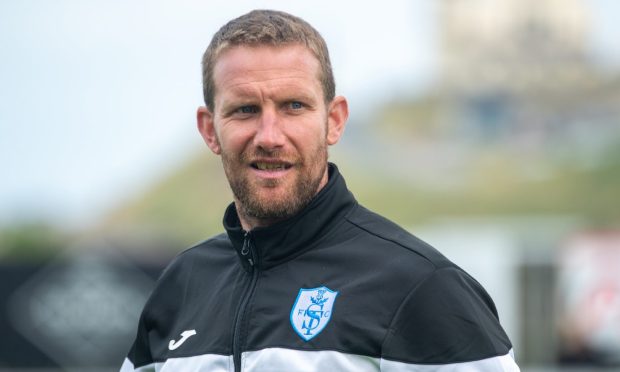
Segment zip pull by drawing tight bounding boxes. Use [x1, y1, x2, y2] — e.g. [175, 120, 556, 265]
[241, 233, 250, 256]
[241, 232, 254, 267]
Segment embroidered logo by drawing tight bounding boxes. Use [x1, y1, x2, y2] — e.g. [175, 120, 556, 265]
[290, 286, 338, 341]
[168, 329, 197, 350]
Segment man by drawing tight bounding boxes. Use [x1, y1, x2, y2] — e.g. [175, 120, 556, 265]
[121, 9, 520, 371]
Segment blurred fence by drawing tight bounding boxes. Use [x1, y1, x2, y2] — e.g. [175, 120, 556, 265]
[0, 242, 165, 370]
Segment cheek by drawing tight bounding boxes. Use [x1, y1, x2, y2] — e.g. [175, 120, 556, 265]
[292, 131, 328, 162]
[218, 126, 253, 154]
[287, 125, 324, 151]
[293, 115, 328, 140]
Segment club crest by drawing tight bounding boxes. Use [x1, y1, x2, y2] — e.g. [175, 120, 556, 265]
[290, 286, 338, 341]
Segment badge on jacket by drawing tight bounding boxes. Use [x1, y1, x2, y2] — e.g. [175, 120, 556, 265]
[290, 286, 338, 341]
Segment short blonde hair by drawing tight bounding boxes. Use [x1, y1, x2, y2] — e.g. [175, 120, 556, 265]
[201, 9, 335, 110]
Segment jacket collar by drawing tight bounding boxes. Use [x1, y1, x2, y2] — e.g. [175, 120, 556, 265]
[223, 163, 356, 271]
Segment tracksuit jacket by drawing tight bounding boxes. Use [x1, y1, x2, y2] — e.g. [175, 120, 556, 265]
[121, 163, 520, 371]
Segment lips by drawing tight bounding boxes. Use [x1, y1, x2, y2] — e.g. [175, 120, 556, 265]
[250, 160, 293, 171]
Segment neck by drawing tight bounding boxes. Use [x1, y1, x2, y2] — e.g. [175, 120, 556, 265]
[236, 211, 280, 232]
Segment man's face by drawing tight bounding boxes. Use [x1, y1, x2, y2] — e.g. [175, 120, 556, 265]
[197, 45, 347, 228]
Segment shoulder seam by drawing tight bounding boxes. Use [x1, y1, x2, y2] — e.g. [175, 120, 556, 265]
[344, 207, 438, 269]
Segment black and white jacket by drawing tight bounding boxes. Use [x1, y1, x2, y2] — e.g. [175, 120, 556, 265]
[121, 163, 519, 371]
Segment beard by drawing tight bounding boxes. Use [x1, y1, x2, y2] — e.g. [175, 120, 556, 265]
[220, 140, 328, 225]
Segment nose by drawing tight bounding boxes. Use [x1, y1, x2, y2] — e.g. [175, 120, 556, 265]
[253, 107, 285, 150]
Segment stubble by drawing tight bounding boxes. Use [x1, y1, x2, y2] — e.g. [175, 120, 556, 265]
[221, 141, 328, 225]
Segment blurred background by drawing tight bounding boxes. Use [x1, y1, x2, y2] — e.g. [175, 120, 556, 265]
[1, 0, 619, 370]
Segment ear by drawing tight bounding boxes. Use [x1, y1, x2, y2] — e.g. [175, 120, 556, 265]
[326, 96, 348, 145]
[197, 106, 221, 154]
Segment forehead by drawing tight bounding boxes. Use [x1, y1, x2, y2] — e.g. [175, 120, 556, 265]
[212, 45, 322, 99]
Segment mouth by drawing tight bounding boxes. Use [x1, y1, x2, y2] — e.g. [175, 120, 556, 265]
[250, 160, 293, 171]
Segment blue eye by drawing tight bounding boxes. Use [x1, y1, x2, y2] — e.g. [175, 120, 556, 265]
[290, 101, 303, 109]
[237, 106, 258, 114]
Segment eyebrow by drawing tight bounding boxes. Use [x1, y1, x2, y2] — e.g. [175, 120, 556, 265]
[219, 87, 318, 110]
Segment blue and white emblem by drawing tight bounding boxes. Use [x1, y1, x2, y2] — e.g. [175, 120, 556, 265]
[290, 286, 338, 341]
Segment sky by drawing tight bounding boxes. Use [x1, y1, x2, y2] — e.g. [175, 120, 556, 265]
[1, 0, 619, 230]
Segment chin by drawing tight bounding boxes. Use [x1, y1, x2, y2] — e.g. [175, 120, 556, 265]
[254, 186, 291, 202]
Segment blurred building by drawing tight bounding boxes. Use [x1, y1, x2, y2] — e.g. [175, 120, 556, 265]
[440, 0, 590, 95]
[435, 0, 620, 160]
[376, 0, 620, 183]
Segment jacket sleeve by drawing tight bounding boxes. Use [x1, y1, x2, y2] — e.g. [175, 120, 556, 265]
[120, 309, 157, 372]
[380, 267, 520, 371]
[119, 251, 192, 372]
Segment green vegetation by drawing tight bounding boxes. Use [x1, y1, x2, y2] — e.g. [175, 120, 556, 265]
[354, 147, 620, 229]
[0, 222, 67, 261]
[100, 154, 232, 245]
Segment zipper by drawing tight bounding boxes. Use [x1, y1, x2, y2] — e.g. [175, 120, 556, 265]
[232, 232, 259, 372]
